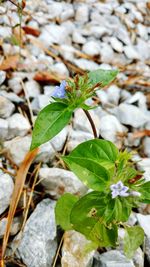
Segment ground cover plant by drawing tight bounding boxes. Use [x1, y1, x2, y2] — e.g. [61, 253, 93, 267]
[31, 69, 150, 258]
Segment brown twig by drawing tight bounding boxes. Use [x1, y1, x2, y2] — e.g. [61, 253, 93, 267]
[83, 109, 98, 139]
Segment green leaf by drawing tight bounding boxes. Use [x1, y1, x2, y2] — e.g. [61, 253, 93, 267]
[124, 226, 144, 258]
[139, 181, 150, 203]
[63, 139, 118, 190]
[55, 193, 78, 230]
[88, 69, 118, 88]
[31, 102, 73, 150]
[70, 191, 118, 247]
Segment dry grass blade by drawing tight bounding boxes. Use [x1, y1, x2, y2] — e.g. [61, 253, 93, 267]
[132, 130, 150, 139]
[1, 148, 39, 261]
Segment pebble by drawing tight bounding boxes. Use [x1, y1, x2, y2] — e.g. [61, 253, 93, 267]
[72, 31, 86, 44]
[61, 230, 95, 267]
[67, 130, 93, 151]
[0, 172, 14, 215]
[112, 103, 149, 128]
[39, 167, 87, 199]
[75, 4, 89, 23]
[25, 80, 41, 98]
[0, 217, 21, 239]
[106, 85, 121, 105]
[0, 96, 15, 119]
[0, 118, 8, 141]
[124, 46, 140, 60]
[7, 113, 31, 139]
[136, 214, 150, 238]
[0, 70, 6, 85]
[17, 199, 57, 267]
[8, 76, 23, 94]
[74, 58, 99, 71]
[136, 158, 150, 182]
[50, 62, 69, 76]
[82, 40, 100, 56]
[110, 37, 123, 53]
[99, 115, 127, 146]
[143, 137, 150, 157]
[93, 250, 134, 267]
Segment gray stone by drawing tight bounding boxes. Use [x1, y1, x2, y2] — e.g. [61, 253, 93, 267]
[74, 59, 99, 71]
[17, 199, 57, 267]
[112, 103, 149, 128]
[61, 230, 94, 267]
[73, 109, 100, 135]
[4, 136, 31, 166]
[0, 96, 15, 118]
[7, 113, 31, 139]
[67, 130, 93, 152]
[0, 217, 21, 239]
[93, 250, 134, 267]
[109, 37, 123, 53]
[39, 25, 69, 47]
[0, 172, 14, 215]
[0, 70, 6, 85]
[124, 46, 139, 60]
[39, 167, 87, 198]
[0, 118, 8, 141]
[34, 141, 55, 163]
[82, 40, 100, 56]
[136, 214, 150, 238]
[50, 126, 68, 152]
[75, 4, 89, 23]
[8, 76, 22, 94]
[99, 115, 127, 146]
[143, 137, 150, 157]
[25, 80, 41, 98]
[72, 31, 86, 44]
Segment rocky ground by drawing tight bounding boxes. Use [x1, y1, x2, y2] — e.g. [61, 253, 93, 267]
[0, 0, 150, 266]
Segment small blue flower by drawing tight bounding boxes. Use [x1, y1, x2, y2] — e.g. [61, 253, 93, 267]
[52, 80, 66, 98]
[110, 181, 129, 199]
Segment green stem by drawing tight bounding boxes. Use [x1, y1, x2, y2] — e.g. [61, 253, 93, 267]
[83, 109, 98, 139]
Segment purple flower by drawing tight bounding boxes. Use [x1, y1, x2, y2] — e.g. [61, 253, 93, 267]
[110, 181, 129, 199]
[52, 80, 66, 98]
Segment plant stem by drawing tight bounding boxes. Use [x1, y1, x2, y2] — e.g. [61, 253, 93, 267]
[83, 109, 98, 138]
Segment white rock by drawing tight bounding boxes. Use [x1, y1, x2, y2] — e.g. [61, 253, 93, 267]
[73, 109, 100, 134]
[143, 137, 150, 157]
[39, 167, 87, 198]
[112, 103, 149, 128]
[125, 92, 147, 111]
[0, 71, 6, 85]
[7, 113, 31, 139]
[25, 80, 41, 98]
[67, 130, 93, 152]
[50, 62, 69, 76]
[47, 2, 63, 19]
[100, 43, 114, 63]
[82, 40, 100, 56]
[0, 96, 15, 118]
[115, 28, 131, 45]
[107, 85, 121, 105]
[136, 214, 150, 238]
[0, 91, 24, 104]
[0, 118, 8, 141]
[17, 199, 57, 267]
[60, 4, 74, 22]
[94, 250, 134, 267]
[0, 173, 14, 215]
[74, 59, 99, 71]
[72, 31, 86, 44]
[61, 230, 95, 267]
[137, 23, 148, 40]
[137, 158, 150, 182]
[50, 126, 68, 151]
[136, 38, 150, 61]
[99, 115, 127, 146]
[109, 37, 123, 53]
[0, 26, 12, 38]
[8, 76, 23, 94]
[4, 136, 31, 166]
[0, 217, 21, 239]
[37, 95, 51, 110]
[75, 4, 89, 23]
[35, 141, 55, 163]
[124, 46, 140, 60]
[39, 25, 69, 47]
[96, 90, 108, 105]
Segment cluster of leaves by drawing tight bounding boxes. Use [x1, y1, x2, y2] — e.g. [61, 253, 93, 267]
[30, 69, 118, 150]
[30, 68, 149, 258]
[55, 139, 150, 257]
